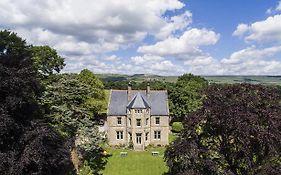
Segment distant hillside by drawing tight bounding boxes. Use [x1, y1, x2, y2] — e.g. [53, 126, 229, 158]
[96, 74, 281, 86]
[96, 74, 178, 83]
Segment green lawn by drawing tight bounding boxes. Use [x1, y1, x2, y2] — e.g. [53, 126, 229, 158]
[102, 147, 168, 175]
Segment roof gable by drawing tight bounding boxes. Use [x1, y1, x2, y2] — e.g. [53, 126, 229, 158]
[127, 92, 150, 109]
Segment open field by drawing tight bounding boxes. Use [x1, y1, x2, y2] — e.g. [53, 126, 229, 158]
[102, 147, 168, 175]
[204, 75, 281, 85]
[97, 74, 281, 86]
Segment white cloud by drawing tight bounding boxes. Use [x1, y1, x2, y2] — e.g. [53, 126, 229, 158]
[155, 11, 192, 39]
[0, 0, 185, 52]
[131, 55, 164, 64]
[221, 45, 281, 64]
[131, 55, 184, 75]
[0, 0, 190, 74]
[138, 28, 220, 56]
[221, 59, 281, 75]
[233, 15, 281, 43]
[2, 0, 280, 76]
[103, 55, 120, 62]
[232, 24, 249, 37]
[184, 56, 214, 66]
[218, 45, 281, 75]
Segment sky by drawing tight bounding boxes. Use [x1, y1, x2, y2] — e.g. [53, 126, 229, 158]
[1, 0, 281, 75]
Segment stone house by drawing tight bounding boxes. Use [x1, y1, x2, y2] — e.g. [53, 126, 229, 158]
[106, 83, 170, 150]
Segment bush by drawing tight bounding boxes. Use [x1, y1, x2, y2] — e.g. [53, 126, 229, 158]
[79, 161, 94, 175]
[171, 122, 183, 133]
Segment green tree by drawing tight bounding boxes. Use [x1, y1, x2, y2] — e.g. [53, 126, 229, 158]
[169, 73, 208, 122]
[78, 69, 107, 115]
[42, 74, 93, 135]
[42, 73, 107, 174]
[0, 30, 31, 68]
[165, 84, 281, 175]
[31, 45, 65, 76]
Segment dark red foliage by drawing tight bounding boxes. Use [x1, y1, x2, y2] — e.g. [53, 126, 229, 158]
[0, 30, 74, 175]
[0, 120, 74, 175]
[165, 84, 281, 175]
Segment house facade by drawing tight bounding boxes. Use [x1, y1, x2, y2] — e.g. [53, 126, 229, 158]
[106, 84, 170, 150]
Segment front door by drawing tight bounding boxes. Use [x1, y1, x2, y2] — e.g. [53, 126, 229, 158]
[136, 133, 142, 144]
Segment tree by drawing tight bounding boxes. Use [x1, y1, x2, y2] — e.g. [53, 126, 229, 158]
[0, 30, 31, 68]
[169, 73, 208, 122]
[165, 84, 281, 175]
[78, 69, 107, 115]
[31, 45, 65, 76]
[42, 74, 93, 136]
[0, 30, 74, 175]
[42, 73, 107, 174]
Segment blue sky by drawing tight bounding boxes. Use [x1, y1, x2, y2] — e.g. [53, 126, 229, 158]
[1, 0, 281, 75]
[186, 0, 279, 57]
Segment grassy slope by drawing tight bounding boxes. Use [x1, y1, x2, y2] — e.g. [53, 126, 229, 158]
[103, 147, 168, 175]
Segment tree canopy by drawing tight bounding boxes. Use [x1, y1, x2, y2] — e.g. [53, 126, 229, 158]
[168, 73, 208, 122]
[31, 45, 65, 76]
[0, 30, 74, 175]
[41, 72, 107, 174]
[165, 84, 281, 175]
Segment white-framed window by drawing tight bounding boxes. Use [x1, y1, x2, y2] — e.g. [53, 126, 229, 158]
[155, 117, 160, 125]
[117, 117, 122, 125]
[154, 131, 161, 140]
[136, 119, 141, 126]
[146, 118, 149, 126]
[145, 132, 149, 141]
[116, 131, 123, 140]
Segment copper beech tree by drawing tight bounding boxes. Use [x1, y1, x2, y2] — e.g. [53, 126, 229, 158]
[165, 84, 281, 175]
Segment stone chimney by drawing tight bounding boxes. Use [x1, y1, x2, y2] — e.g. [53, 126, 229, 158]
[128, 81, 132, 100]
[146, 82, 150, 96]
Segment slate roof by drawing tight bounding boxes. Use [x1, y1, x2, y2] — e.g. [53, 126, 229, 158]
[107, 90, 169, 116]
[127, 92, 150, 109]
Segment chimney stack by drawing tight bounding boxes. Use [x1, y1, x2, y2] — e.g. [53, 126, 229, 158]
[128, 81, 132, 91]
[146, 82, 150, 96]
[128, 81, 132, 100]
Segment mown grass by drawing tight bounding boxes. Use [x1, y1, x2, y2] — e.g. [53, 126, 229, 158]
[102, 147, 168, 175]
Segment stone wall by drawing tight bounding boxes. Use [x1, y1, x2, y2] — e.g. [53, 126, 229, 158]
[150, 116, 170, 145]
[107, 114, 170, 147]
[107, 115, 127, 145]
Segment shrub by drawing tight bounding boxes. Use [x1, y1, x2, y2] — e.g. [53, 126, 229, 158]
[171, 122, 183, 133]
